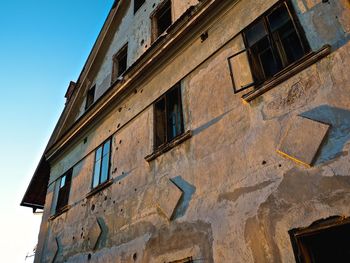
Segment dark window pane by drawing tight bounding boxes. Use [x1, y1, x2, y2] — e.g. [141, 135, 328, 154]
[100, 154, 109, 184]
[85, 86, 95, 110]
[93, 159, 101, 188]
[259, 46, 282, 78]
[166, 86, 183, 141]
[134, 0, 145, 13]
[294, 223, 350, 263]
[245, 20, 268, 47]
[56, 170, 72, 212]
[157, 1, 172, 37]
[118, 48, 127, 75]
[112, 45, 128, 83]
[274, 21, 305, 64]
[268, 4, 291, 32]
[249, 37, 282, 82]
[155, 97, 166, 147]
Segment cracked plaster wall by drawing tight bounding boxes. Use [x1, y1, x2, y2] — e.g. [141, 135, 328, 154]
[36, 0, 350, 262]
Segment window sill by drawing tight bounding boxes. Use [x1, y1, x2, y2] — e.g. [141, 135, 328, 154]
[49, 205, 71, 221]
[242, 45, 331, 103]
[86, 178, 114, 199]
[145, 130, 192, 162]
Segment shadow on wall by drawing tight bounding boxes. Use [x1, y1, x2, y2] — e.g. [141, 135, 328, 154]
[170, 176, 196, 220]
[300, 105, 350, 165]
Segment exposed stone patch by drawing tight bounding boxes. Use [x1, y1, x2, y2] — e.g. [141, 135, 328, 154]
[144, 221, 214, 262]
[218, 179, 275, 203]
[245, 167, 350, 262]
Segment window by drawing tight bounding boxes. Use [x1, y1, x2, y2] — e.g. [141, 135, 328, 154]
[112, 44, 128, 83]
[228, 0, 309, 93]
[92, 138, 111, 189]
[134, 0, 145, 13]
[56, 169, 72, 213]
[85, 85, 95, 110]
[154, 83, 184, 149]
[289, 217, 350, 263]
[151, 0, 172, 42]
[169, 257, 193, 263]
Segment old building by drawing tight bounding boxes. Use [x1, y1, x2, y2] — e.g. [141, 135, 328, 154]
[21, 0, 350, 262]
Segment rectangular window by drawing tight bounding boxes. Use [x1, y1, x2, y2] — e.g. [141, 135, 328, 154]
[229, 0, 310, 94]
[289, 217, 350, 263]
[56, 169, 72, 213]
[242, 0, 309, 85]
[92, 138, 111, 189]
[154, 83, 184, 149]
[85, 85, 95, 110]
[151, 0, 172, 42]
[112, 44, 128, 83]
[134, 0, 145, 13]
[169, 257, 193, 263]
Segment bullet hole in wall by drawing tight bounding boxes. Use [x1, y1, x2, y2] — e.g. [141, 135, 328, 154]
[200, 31, 208, 42]
[153, 3, 156, 8]
[141, 39, 144, 45]
[88, 253, 92, 260]
[262, 160, 267, 165]
[134, 188, 137, 192]
[117, 123, 121, 128]
[133, 253, 137, 261]
[140, 89, 143, 93]
[83, 137, 88, 144]
[279, 164, 282, 167]
[118, 107, 122, 112]
[91, 204, 95, 211]
[104, 196, 107, 201]
[119, 140, 122, 144]
[134, 89, 138, 94]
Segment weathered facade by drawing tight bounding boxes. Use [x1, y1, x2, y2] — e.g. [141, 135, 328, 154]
[22, 0, 350, 262]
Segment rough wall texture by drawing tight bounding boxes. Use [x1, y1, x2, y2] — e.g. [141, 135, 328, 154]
[36, 0, 350, 262]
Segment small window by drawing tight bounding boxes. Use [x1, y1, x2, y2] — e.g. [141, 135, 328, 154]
[169, 257, 193, 263]
[289, 217, 350, 263]
[154, 83, 184, 149]
[85, 85, 95, 110]
[151, 0, 172, 42]
[242, 0, 309, 85]
[92, 138, 111, 189]
[56, 169, 72, 213]
[134, 0, 145, 13]
[112, 44, 128, 83]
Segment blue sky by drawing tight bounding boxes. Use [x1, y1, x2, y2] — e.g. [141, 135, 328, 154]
[0, 1, 114, 261]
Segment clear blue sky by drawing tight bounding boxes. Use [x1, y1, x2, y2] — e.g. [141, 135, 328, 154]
[0, 1, 114, 261]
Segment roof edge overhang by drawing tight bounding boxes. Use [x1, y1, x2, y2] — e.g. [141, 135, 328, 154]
[20, 155, 50, 210]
